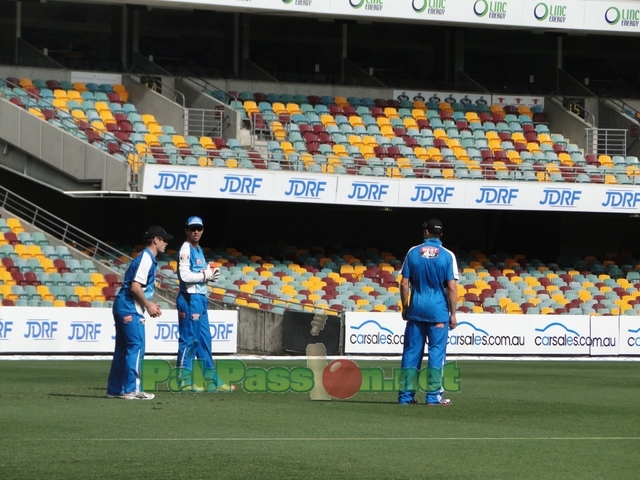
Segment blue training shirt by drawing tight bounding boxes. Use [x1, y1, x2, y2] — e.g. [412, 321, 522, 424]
[177, 242, 208, 295]
[401, 238, 459, 322]
[113, 247, 157, 316]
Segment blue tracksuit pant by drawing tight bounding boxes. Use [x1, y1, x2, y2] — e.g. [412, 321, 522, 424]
[398, 320, 449, 404]
[176, 292, 221, 387]
[107, 312, 145, 395]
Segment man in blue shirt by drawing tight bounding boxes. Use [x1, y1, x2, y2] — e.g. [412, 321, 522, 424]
[107, 226, 172, 400]
[398, 219, 458, 405]
[176, 216, 234, 393]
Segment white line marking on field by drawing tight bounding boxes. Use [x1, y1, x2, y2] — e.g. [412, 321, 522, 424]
[69, 437, 640, 441]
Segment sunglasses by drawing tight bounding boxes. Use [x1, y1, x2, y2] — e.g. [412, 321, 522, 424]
[188, 226, 203, 232]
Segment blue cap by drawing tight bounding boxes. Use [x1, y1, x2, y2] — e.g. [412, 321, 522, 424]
[186, 216, 203, 227]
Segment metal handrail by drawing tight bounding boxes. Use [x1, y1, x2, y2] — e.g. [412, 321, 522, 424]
[585, 128, 627, 157]
[602, 92, 640, 123]
[227, 151, 639, 181]
[184, 108, 225, 139]
[549, 94, 595, 127]
[180, 73, 239, 105]
[126, 69, 186, 108]
[0, 184, 343, 313]
[0, 184, 131, 267]
[455, 70, 490, 94]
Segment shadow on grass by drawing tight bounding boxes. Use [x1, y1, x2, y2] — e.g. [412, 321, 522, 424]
[48, 393, 107, 399]
[333, 399, 398, 405]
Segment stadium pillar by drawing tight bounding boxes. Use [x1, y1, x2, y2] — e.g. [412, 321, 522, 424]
[233, 13, 240, 77]
[341, 23, 348, 83]
[121, 5, 128, 67]
[454, 30, 464, 85]
[556, 36, 563, 93]
[14, 1, 21, 65]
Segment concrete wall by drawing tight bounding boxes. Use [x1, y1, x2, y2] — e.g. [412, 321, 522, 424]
[545, 97, 591, 149]
[204, 78, 395, 101]
[123, 76, 185, 136]
[237, 306, 283, 355]
[0, 98, 130, 191]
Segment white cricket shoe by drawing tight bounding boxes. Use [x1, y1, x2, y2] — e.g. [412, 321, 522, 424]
[123, 391, 155, 400]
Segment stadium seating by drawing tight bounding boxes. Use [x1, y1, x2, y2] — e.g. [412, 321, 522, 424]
[0, 216, 121, 307]
[119, 240, 640, 315]
[200, 88, 636, 184]
[0, 78, 269, 173]
[4, 208, 640, 315]
[5, 77, 631, 185]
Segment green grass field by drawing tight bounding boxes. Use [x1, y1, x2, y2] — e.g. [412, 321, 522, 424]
[1, 360, 639, 479]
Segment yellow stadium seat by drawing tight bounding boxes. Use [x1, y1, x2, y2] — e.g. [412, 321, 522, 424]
[91, 273, 108, 287]
[272, 102, 287, 115]
[349, 116, 365, 128]
[88, 286, 105, 302]
[412, 109, 427, 120]
[67, 90, 82, 101]
[94, 101, 110, 113]
[362, 135, 378, 146]
[7, 218, 25, 233]
[144, 134, 161, 147]
[320, 114, 337, 127]
[200, 137, 216, 150]
[169, 135, 187, 148]
[360, 146, 375, 159]
[286, 103, 302, 115]
[348, 135, 364, 147]
[384, 107, 399, 119]
[53, 89, 68, 100]
[28, 108, 45, 120]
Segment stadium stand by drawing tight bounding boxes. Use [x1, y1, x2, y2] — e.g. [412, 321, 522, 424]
[5, 77, 639, 184]
[115, 240, 640, 316]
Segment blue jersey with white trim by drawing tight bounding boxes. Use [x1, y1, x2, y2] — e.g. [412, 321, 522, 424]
[401, 238, 458, 322]
[113, 248, 156, 316]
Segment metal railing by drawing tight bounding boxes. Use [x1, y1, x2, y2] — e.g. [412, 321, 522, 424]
[585, 128, 627, 156]
[0, 184, 344, 313]
[16, 38, 65, 69]
[185, 108, 224, 138]
[248, 112, 275, 149]
[242, 151, 640, 182]
[181, 73, 239, 105]
[341, 57, 387, 87]
[549, 94, 595, 127]
[455, 70, 490, 93]
[0, 185, 130, 267]
[603, 93, 640, 123]
[126, 69, 186, 108]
